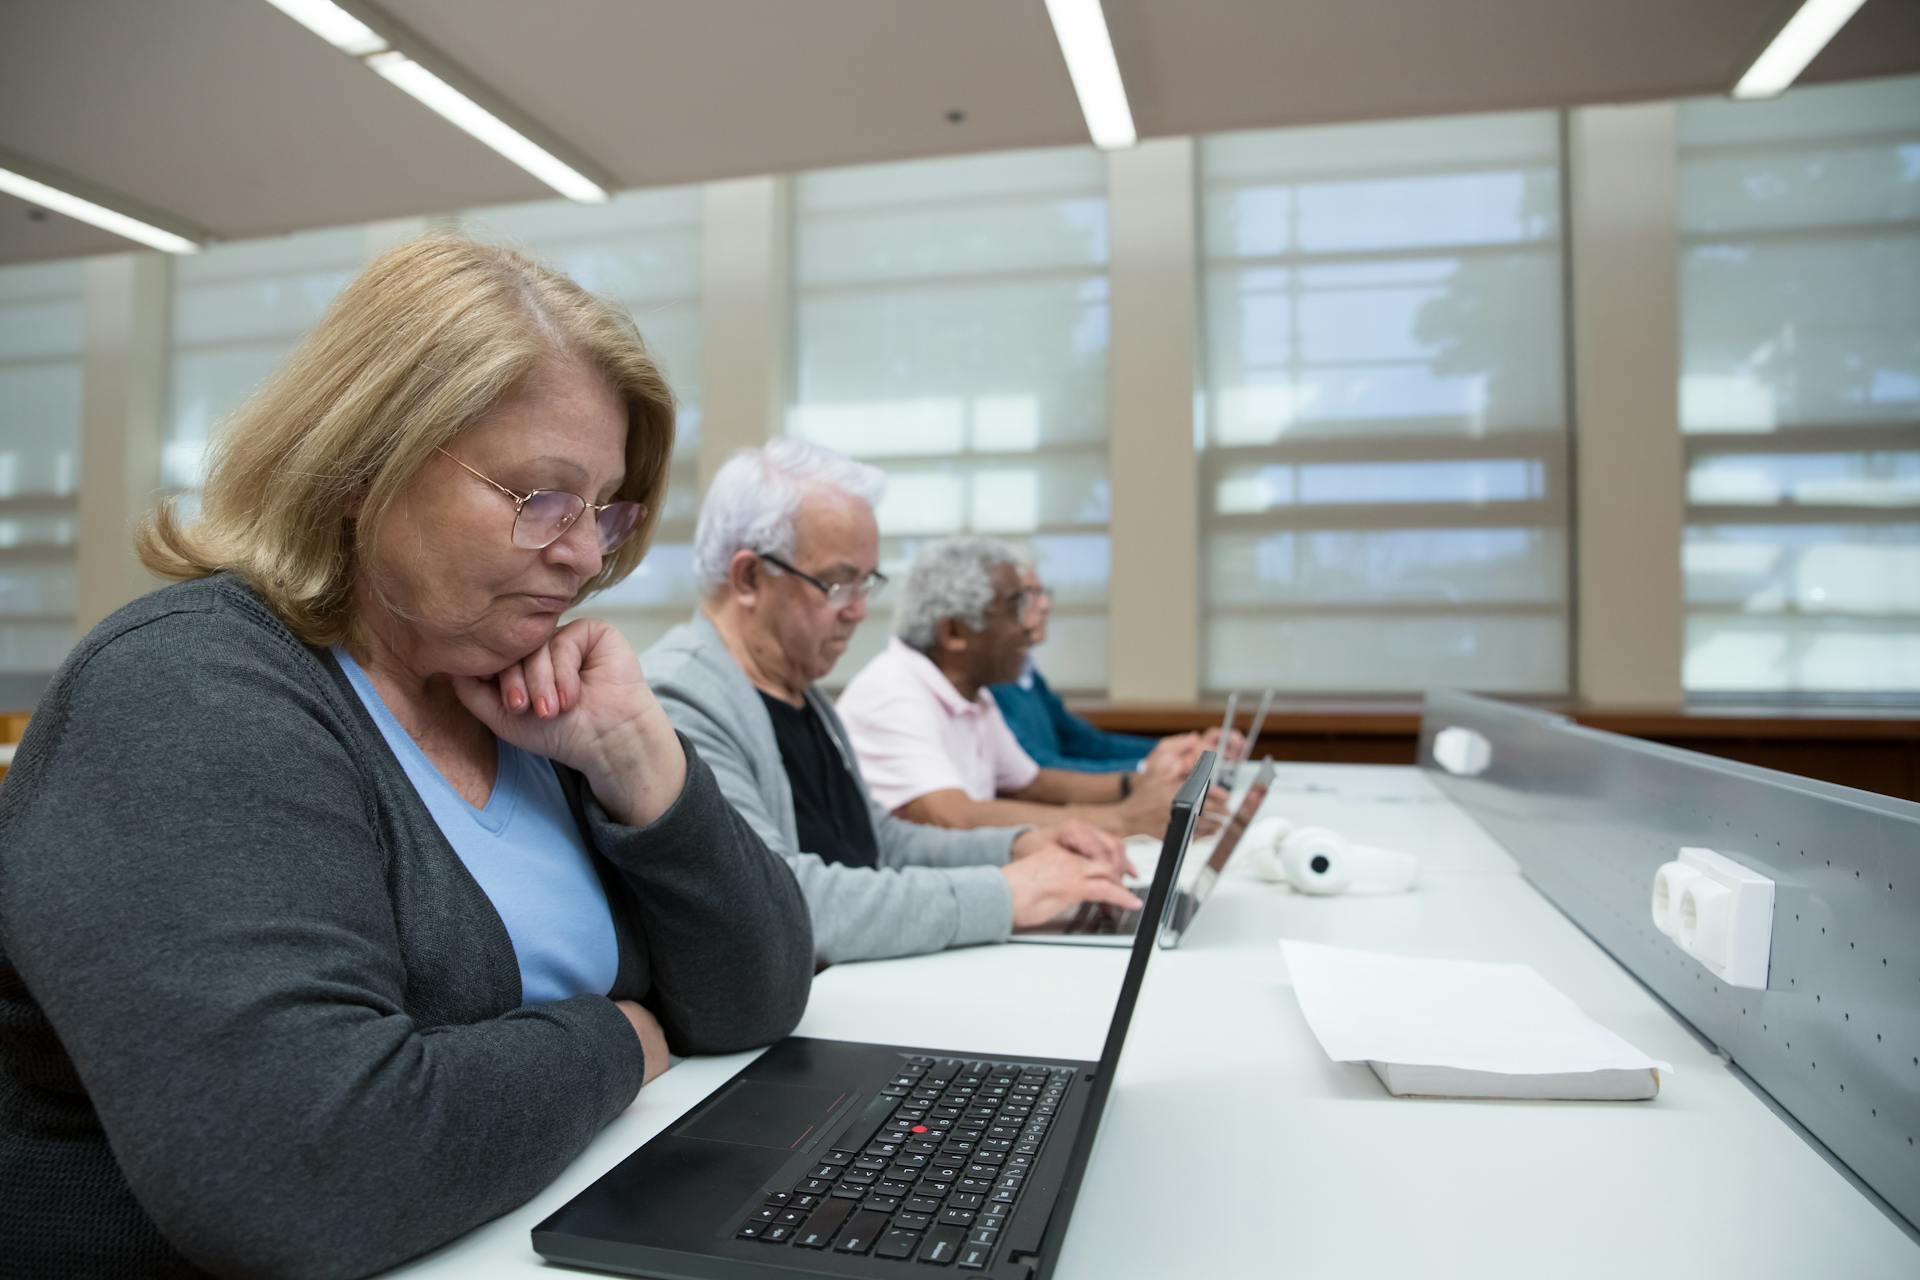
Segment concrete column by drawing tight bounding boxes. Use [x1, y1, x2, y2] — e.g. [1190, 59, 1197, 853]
[1567, 104, 1686, 707]
[76, 252, 169, 631]
[697, 176, 790, 492]
[1106, 138, 1201, 702]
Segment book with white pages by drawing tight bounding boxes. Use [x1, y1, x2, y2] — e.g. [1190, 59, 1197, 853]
[1280, 939, 1672, 1101]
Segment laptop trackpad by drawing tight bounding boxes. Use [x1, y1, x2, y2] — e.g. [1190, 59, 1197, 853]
[674, 1079, 846, 1151]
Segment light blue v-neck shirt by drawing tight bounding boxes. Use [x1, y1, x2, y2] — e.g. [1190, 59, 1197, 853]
[333, 648, 618, 1006]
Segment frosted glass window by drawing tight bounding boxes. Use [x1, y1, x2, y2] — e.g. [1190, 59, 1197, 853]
[789, 148, 1111, 692]
[166, 224, 376, 491]
[1679, 76, 1920, 697]
[1199, 111, 1569, 695]
[0, 258, 86, 677]
[461, 187, 705, 657]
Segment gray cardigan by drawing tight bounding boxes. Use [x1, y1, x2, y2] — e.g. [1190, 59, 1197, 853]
[643, 613, 1019, 964]
[0, 575, 812, 1279]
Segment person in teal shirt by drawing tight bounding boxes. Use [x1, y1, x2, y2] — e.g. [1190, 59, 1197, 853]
[989, 564, 1235, 776]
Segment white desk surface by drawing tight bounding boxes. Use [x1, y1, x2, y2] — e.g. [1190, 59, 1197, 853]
[390, 763, 1918, 1280]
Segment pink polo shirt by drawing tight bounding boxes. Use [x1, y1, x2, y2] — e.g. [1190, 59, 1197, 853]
[836, 638, 1041, 813]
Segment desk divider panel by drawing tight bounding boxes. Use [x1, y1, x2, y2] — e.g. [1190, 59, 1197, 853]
[1416, 691, 1920, 1232]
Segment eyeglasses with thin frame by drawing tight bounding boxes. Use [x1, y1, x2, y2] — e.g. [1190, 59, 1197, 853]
[436, 446, 646, 554]
[991, 587, 1042, 622]
[756, 552, 889, 606]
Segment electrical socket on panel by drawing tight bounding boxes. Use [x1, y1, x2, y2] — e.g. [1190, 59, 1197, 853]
[1651, 847, 1774, 989]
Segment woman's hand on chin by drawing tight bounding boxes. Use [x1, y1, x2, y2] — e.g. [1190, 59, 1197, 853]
[450, 617, 687, 827]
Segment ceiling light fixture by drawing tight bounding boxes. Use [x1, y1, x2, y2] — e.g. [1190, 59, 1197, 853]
[1732, 0, 1868, 99]
[260, 0, 387, 55]
[365, 52, 608, 203]
[0, 162, 201, 254]
[261, 0, 610, 202]
[1044, 0, 1137, 150]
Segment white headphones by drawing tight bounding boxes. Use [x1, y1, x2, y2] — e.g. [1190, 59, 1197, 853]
[1246, 818, 1420, 895]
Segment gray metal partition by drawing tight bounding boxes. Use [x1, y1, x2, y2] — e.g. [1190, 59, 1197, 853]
[1417, 691, 1920, 1231]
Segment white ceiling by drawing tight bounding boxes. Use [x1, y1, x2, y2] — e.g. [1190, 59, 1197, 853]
[1, 0, 1916, 265]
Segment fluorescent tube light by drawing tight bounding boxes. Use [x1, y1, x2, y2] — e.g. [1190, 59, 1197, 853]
[1044, 0, 1136, 150]
[1732, 0, 1868, 99]
[260, 0, 387, 55]
[0, 166, 200, 254]
[364, 52, 609, 202]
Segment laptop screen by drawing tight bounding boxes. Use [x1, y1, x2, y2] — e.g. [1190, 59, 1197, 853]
[1201, 757, 1276, 876]
[1023, 751, 1212, 1275]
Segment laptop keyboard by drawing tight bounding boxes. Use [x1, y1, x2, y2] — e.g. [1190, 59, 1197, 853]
[733, 1056, 1074, 1268]
[1063, 902, 1139, 935]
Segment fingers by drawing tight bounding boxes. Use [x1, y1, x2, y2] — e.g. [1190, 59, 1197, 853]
[450, 672, 507, 728]
[497, 661, 530, 715]
[549, 626, 587, 714]
[522, 643, 558, 719]
[1078, 865, 1143, 911]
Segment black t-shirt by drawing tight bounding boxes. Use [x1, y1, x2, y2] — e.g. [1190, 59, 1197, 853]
[759, 691, 881, 869]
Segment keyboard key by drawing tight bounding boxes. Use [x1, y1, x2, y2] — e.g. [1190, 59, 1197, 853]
[967, 1227, 1000, 1246]
[895, 1211, 934, 1231]
[913, 1179, 951, 1199]
[877, 1228, 921, 1260]
[833, 1210, 888, 1254]
[765, 1225, 793, 1242]
[820, 1151, 852, 1166]
[904, 1196, 942, 1214]
[864, 1194, 900, 1213]
[764, 1191, 791, 1205]
[791, 1194, 821, 1209]
[949, 1192, 984, 1210]
[917, 1225, 965, 1265]
[877, 1179, 915, 1197]
[830, 1184, 868, 1200]
[853, 1155, 888, 1171]
[956, 1178, 993, 1194]
[793, 1199, 854, 1248]
[735, 1223, 764, 1241]
[841, 1170, 877, 1186]
[809, 1164, 839, 1180]
[776, 1208, 806, 1225]
[957, 1242, 992, 1269]
[938, 1207, 976, 1227]
[798, 1178, 833, 1195]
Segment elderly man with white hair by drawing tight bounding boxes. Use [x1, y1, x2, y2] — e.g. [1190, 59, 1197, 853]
[643, 440, 1140, 965]
[837, 537, 1214, 836]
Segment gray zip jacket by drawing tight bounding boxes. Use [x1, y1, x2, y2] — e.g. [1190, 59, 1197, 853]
[643, 613, 1020, 963]
[0, 575, 812, 1279]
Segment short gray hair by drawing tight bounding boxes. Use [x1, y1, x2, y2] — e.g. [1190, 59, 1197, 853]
[895, 537, 1024, 653]
[691, 438, 884, 597]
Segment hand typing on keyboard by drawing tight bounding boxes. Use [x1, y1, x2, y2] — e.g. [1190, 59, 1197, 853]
[1003, 847, 1141, 929]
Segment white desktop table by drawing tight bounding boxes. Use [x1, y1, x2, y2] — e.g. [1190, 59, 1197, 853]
[390, 764, 1919, 1280]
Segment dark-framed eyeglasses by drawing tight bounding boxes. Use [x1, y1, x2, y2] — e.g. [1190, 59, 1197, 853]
[436, 446, 646, 553]
[757, 552, 889, 606]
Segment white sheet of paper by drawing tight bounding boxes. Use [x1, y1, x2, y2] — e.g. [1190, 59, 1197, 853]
[1280, 939, 1673, 1077]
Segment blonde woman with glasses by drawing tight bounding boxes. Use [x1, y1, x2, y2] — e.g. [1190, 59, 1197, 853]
[0, 236, 812, 1278]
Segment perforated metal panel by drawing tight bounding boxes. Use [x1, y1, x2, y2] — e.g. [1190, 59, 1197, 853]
[1417, 691, 1920, 1231]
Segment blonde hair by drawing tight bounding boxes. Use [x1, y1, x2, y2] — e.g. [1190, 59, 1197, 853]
[139, 234, 674, 647]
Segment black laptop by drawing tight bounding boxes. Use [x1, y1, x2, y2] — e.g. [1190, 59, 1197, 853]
[531, 753, 1215, 1279]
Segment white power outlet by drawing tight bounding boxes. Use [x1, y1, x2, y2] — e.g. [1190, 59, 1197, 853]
[1650, 847, 1774, 989]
